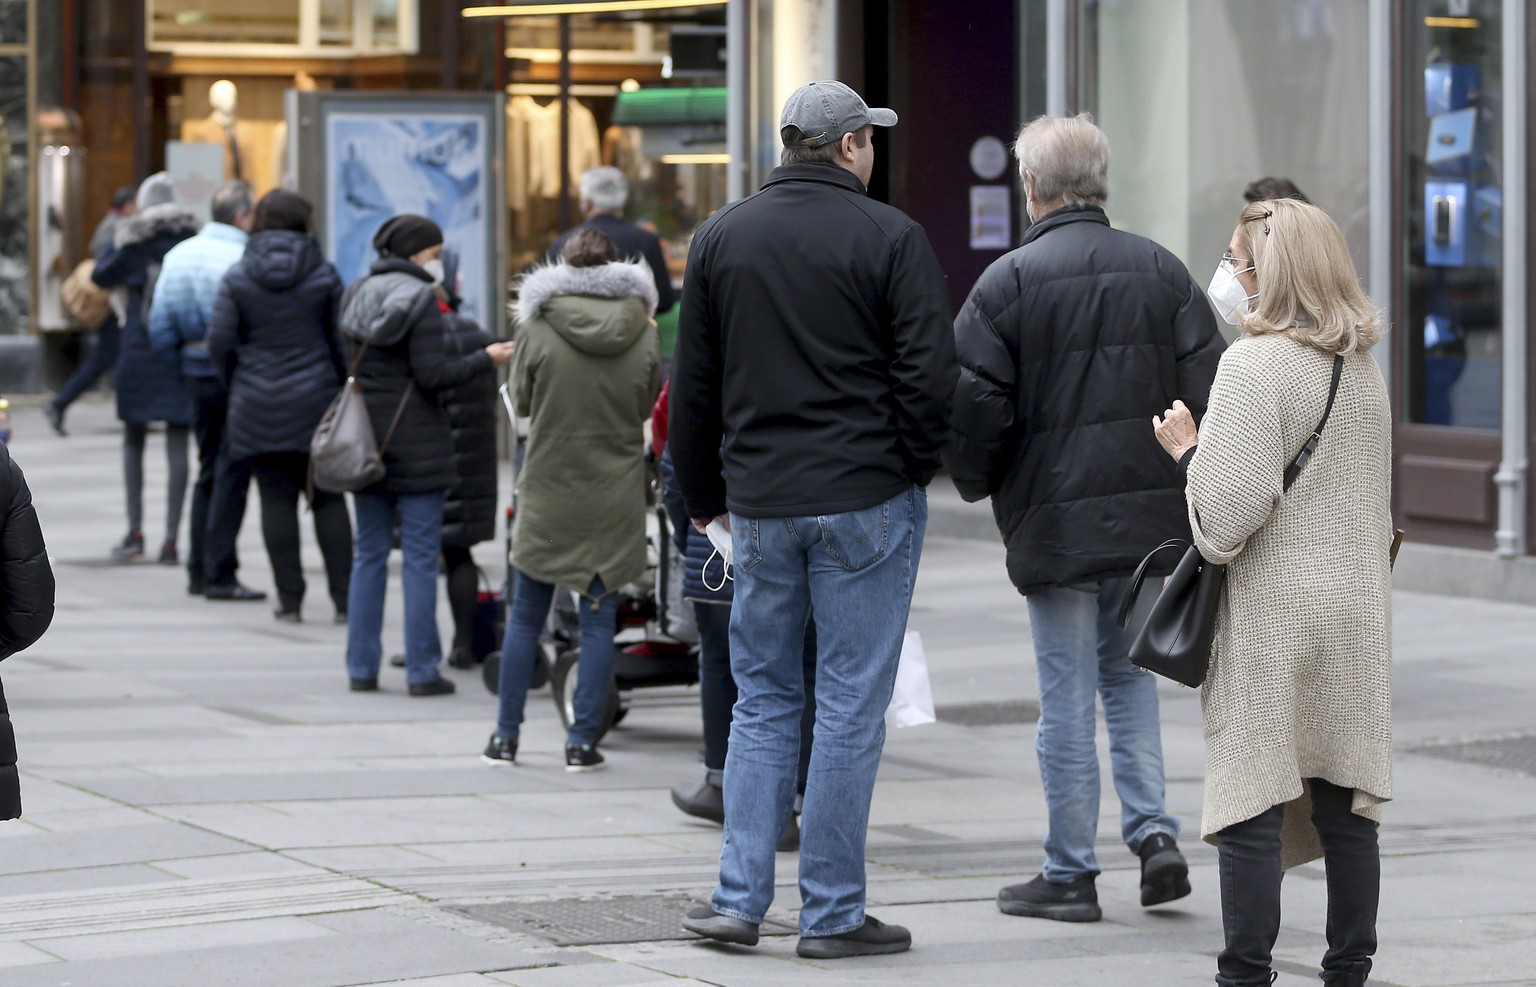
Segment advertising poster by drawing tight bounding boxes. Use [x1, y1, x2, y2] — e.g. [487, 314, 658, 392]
[327, 113, 491, 325]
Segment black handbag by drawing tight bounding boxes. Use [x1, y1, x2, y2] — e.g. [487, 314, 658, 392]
[1117, 354, 1344, 687]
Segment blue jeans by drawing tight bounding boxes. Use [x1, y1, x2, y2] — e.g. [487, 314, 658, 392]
[345, 488, 446, 686]
[712, 485, 926, 936]
[495, 571, 618, 747]
[1026, 577, 1179, 883]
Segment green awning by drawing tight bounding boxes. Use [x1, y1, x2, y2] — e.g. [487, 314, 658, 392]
[612, 87, 727, 126]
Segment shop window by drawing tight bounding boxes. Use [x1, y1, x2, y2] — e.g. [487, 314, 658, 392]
[147, 0, 418, 55]
[1403, 1, 1503, 429]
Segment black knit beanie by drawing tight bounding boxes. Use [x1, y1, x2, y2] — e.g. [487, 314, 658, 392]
[373, 214, 444, 259]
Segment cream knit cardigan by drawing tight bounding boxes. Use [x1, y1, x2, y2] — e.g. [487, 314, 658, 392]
[1185, 332, 1393, 868]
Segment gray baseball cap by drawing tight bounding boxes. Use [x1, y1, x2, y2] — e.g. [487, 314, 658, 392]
[779, 81, 898, 149]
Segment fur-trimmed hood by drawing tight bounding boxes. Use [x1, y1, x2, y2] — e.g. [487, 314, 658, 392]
[115, 203, 200, 250]
[516, 259, 658, 325]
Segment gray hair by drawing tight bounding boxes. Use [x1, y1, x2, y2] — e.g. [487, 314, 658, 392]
[580, 167, 628, 213]
[1013, 114, 1110, 206]
[209, 180, 254, 225]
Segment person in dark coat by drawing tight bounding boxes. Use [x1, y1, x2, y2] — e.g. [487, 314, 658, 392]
[338, 215, 515, 695]
[945, 114, 1225, 924]
[434, 251, 499, 668]
[91, 172, 198, 564]
[206, 189, 353, 623]
[0, 444, 58, 820]
[546, 167, 675, 316]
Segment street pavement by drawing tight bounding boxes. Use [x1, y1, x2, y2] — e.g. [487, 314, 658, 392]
[0, 395, 1533, 987]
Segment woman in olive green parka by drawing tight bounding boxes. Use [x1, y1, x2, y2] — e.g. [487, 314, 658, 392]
[483, 229, 661, 772]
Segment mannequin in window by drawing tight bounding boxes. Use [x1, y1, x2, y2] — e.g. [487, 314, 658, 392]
[182, 81, 279, 195]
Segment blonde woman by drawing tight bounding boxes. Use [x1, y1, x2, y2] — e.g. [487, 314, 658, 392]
[1151, 198, 1392, 987]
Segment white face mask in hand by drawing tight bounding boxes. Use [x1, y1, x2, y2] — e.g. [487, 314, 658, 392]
[1207, 258, 1256, 326]
[703, 517, 734, 593]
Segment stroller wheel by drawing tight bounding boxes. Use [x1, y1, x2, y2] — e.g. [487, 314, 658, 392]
[551, 646, 621, 744]
[481, 648, 553, 695]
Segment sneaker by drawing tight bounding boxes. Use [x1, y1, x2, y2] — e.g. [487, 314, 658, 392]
[1138, 832, 1192, 906]
[796, 914, 911, 958]
[482, 734, 517, 766]
[274, 609, 302, 624]
[996, 874, 1101, 922]
[408, 678, 456, 697]
[157, 543, 178, 566]
[204, 583, 267, 602]
[681, 903, 758, 946]
[44, 403, 66, 436]
[670, 780, 725, 824]
[565, 743, 605, 772]
[110, 531, 144, 562]
[348, 677, 378, 692]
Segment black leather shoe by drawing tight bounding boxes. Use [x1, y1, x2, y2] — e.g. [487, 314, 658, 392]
[1137, 832, 1192, 906]
[682, 904, 758, 946]
[44, 403, 66, 436]
[796, 914, 911, 958]
[670, 781, 725, 824]
[408, 678, 456, 697]
[204, 583, 268, 602]
[349, 678, 378, 692]
[274, 609, 302, 624]
[997, 874, 1101, 922]
[447, 645, 477, 669]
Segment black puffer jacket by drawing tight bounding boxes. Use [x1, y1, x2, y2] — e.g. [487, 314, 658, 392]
[207, 230, 347, 462]
[339, 258, 493, 496]
[945, 205, 1224, 595]
[0, 445, 57, 819]
[439, 309, 497, 547]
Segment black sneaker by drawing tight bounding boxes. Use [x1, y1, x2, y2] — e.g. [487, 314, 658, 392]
[565, 743, 605, 772]
[796, 914, 911, 958]
[670, 780, 725, 823]
[481, 734, 517, 766]
[44, 403, 66, 436]
[408, 678, 456, 697]
[681, 903, 758, 946]
[157, 542, 178, 566]
[1138, 832, 1192, 906]
[996, 874, 1101, 922]
[110, 531, 144, 562]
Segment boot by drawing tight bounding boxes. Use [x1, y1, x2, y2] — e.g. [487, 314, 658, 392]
[1320, 962, 1369, 986]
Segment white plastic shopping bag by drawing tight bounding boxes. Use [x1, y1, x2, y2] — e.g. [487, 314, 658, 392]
[885, 631, 936, 729]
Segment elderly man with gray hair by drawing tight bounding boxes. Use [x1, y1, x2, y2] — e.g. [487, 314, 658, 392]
[149, 179, 263, 602]
[945, 114, 1224, 922]
[546, 166, 674, 315]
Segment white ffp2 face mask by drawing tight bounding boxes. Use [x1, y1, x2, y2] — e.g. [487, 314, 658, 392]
[421, 259, 445, 284]
[1207, 259, 1256, 326]
[702, 517, 734, 593]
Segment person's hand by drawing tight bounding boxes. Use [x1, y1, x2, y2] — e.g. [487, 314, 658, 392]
[692, 513, 727, 534]
[484, 340, 516, 367]
[1153, 399, 1199, 461]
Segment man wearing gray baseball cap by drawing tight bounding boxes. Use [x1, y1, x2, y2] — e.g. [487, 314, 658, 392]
[672, 80, 955, 959]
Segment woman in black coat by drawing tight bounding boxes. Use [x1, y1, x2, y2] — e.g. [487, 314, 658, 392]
[436, 260, 499, 668]
[206, 190, 353, 622]
[0, 444, 58, 819]
[90, 172, 197, 564]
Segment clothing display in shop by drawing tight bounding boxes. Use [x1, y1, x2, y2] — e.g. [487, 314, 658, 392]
[505, 95, 602, 211]
[181, 82, 281, 195]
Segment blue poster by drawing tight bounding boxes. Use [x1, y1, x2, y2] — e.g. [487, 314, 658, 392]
[326, 113, 490, 326]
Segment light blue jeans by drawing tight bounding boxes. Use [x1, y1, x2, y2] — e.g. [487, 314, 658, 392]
[494, 571, 618, 747]
[712, 485, 926, 936]
[1026, 576, 1179, 883]
[345, 488, 446, 687]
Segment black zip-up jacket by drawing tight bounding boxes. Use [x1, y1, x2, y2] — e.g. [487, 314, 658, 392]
[944, 204, 1224, 594]
[670, 163, 957, 520]
[0, 444, 56, 819]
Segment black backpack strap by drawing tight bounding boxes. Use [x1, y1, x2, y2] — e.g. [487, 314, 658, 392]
[1282, 354, 1344, 493]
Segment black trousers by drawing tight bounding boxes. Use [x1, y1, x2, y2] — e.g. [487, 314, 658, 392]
[1216, 778, 1379, 986]
[442, 544, 479, 654]
[51, 319, 120, 411]
[186, 376, 249, 589]
[694, 600, 815, 796]
[247, 453, 352, 614]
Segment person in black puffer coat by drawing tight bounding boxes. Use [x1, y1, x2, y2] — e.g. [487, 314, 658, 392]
[338, 215, 515, 696]
[91, 172, 198, 564]
[0, 444, 58, 820]
[436, 250, 498, 668]
[207, 189, 353, 622]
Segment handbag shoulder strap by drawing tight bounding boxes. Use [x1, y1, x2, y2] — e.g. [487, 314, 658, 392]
[377, 387, 412, 456]
[1282, 353, 1344, 493]
[1116, 538, 1190, 630]
[346, 337, 369, 379]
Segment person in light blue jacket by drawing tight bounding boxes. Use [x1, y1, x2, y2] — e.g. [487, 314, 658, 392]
[148, 180, 263, 601]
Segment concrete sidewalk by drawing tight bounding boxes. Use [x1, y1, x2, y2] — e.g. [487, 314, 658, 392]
[0, 397, 1532, 986]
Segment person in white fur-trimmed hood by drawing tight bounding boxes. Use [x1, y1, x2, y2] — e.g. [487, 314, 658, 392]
[481, 228, 661, 773]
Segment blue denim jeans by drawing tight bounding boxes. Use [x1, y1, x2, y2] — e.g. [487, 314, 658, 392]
[345, 488, 446, 686]
[495, 571, 618, 747]
[1026, 576, 1179, 882]
[712, 485, 926, 936]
